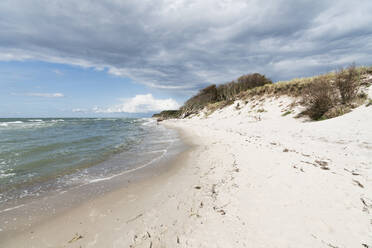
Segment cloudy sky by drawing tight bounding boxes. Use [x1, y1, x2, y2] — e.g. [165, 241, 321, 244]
[0, 0, 371, 117]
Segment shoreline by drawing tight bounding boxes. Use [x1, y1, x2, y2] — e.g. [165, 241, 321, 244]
[0, 117, 179, 212]
[0, 124, 192, 246]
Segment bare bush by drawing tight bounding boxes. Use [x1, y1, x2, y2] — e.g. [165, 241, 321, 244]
[303, 76, 338, 120]
[216, 73, 272, 101]
[237, 73, 272, 90]
[181, 84, 218, 115]
[336, 64, 360, 104]
[181, 73, 271, 116]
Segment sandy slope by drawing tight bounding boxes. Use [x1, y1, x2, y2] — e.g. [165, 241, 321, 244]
[163, 88, 372, 247]
[3, 89, 371, 247]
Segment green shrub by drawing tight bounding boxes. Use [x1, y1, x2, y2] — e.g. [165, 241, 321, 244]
[281, 110, 292, 116]
[152, 110, 181, 119]
[367, 98, 372, 107]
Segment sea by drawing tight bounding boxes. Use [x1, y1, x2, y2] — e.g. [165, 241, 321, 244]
[0, 118, 183, 233]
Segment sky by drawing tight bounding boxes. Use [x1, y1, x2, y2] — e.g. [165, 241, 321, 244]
[0, 0, 371, 117]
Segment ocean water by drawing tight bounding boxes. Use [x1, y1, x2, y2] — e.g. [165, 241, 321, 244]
[0, 118, 181, 211]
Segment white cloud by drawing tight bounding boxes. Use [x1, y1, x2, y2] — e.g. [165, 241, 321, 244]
[72, 108, 86, 113]
[92, 106, 100, 112]
[94, 94, 179, 113]
[26, 93, 64, 98]
[53, 69, 64, 75]
[0, 0, 371, 87]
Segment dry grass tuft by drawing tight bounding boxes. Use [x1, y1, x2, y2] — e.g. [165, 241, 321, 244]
[336, 64, 360, 104]
[206, 100, 234, 116]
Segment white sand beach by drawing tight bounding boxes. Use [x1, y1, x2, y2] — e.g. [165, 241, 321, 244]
[2, 88, 372, 248]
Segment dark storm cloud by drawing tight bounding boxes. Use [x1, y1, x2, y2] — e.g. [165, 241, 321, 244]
[0, 0, 371, 93]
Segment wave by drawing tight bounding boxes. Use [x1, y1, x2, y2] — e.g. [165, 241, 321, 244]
[0, 119, 59, 129]
[141, 118, 156, 126]
[85, 147, 169, 184]
[0, 204, 25, 214]
[145, 149, 168, 154]
[0, 121, 25, 128]
[0, 121, 24, 124]
[149, 139, 178, 144]
[0, 170, 15, 179]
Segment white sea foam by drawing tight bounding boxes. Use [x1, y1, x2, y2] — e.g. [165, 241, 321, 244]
[87, 156, 164, 184]
[0, 204, 25, 213]
[0, 120, 46, 129]
[0, 173, 15, 179]
[8, 121, 23, 124]
[145, 149, 167, 154]
[0, 170, 15, 179]
[0, 121, 23, 126]
[141, 118, 156, 126]
[87, 175, 116, 183]
[150, 139, 177, 144]
[86, 139, 174, 185]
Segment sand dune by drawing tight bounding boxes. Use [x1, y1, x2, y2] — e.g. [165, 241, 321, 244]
[163, 90, 372, 247]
